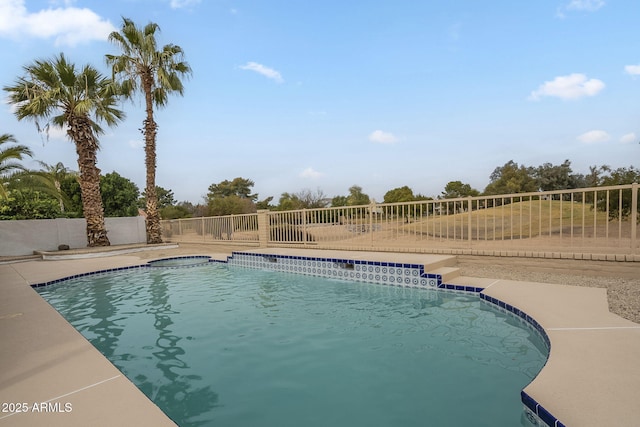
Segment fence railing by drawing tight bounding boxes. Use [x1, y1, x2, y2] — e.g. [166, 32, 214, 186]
[161, 184, 639, 258]
[161, 213, 259, 244]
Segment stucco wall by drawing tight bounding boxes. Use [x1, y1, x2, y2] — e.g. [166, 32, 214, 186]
[0, 217, 146, 256]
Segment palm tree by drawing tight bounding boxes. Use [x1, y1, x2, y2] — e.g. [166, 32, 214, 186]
[0, 133, 34, 200]
[106, 17, 191, 244]
[4, 54, 124, 246]
[31, 161, 76, 212]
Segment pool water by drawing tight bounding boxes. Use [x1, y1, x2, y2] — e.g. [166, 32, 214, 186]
[36, 263, 548, 427]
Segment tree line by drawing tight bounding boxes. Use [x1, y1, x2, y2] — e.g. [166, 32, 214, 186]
[3, 133, 638, 221]
[199, 160, 637, 217]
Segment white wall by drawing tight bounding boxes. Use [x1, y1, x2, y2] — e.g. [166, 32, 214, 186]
[0, 217, 146, 256]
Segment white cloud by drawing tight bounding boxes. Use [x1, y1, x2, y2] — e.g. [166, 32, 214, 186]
[369, 130, 399, 144]
[0, 0, 115, 46]
[557, 0, 605, 17]
[529, 73, 604, 101]
[620, 133, 636, 144]
[624, 65, 640, 76]
[300, 167, 323, 179]
[48, 0, 77, 5]
[565, 0, 605, 11]
[170, 0, 201, 9]
[577, 130, 610, 144]
[239, 62, 284, 83]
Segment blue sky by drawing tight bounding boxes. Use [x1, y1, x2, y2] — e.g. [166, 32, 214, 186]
[1, 0, 639, 204]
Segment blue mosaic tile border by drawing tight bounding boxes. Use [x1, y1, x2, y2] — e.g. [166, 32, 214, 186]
[479, 294, 551, 355]
[31, 264, 149, 288]
[148, 255, 212, 268]
[226, 251, 485, 291]
[149, 255, 211, 263]
[521, 392, 566, 427]
[32, 256, 226, 288]
[479, 293, 558, 427]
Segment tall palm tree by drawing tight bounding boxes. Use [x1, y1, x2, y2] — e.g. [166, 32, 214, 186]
[0, 133, 34, 200]
[4, 54, 124, 246]
[106, 17, 191, 244]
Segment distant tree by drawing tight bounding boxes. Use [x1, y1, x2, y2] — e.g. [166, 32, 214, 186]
[600, 166, 639, 187]
[170, 201, 207, 217]
[277, 188, 328, 210]
[100, 172, 140, 217]
[598, 166, 640, 219]
[440, 181, 480, 199]
[0, 186, 61, 220]
[534, 160, 584, 191]
[0, 133, 33, 200]
[299, 188, 329, 208]
[59, 174, 83, 216]
[255, 196, 274, 210]
[4, 53, 124, 246]
[206, 177, 258, 216]
[383, 186, 416, 203]
[107, 17, 192, 244]
[30, 161, 76, 212]
[208, 195, 256, 216]
[207, 177, 258, 201]
[56, 172, 138, 219]
[277, 192, 302, 211]
[159, 204, 191, 219]
[331, 195, 348, 207]
[484, 160, 537, 195]
[330, 186, 370, 207]
[346, 185, 370, 206]
[584, 165, 610, 187]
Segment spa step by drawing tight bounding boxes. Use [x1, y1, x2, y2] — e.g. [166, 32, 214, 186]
[421, 256, 457, 271]
[429, 266, 460, 283]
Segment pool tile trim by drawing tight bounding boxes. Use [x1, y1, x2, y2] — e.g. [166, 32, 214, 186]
[30, 264, 150, 288]
[224, 251, 486, 291]
[478, 295, 558, 427]
[148, 255, 212, 268]
[31, 256, 213, 288]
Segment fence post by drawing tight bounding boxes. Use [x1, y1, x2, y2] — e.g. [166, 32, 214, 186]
[302, 209, 308, 246]
[370, 202, 375, 246]
[257, 210, 269, 248]
[467, 196, 473, 246]
[202, 216, 205, 242]
[632, 183, 638, 253]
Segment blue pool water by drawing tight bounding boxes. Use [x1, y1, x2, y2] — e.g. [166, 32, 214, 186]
[36, 262, 548, 427]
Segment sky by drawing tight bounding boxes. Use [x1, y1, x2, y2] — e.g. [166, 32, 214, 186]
[1, 0, 639, 205]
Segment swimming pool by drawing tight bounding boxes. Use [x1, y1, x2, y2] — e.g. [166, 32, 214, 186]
[35, 259, 548, 427]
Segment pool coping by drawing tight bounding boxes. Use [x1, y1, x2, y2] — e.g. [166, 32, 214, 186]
[1, 247, 639, 426]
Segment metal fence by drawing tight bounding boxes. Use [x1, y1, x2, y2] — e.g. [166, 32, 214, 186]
[161, 213, 259, 244]
[161, 184, 639, 257]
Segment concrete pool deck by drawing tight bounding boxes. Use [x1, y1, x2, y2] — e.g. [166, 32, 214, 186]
[1, 244, 639, 426]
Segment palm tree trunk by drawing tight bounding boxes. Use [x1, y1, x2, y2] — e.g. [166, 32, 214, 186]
[68, 116, 110, 247]
[143, 78, 163, 244]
